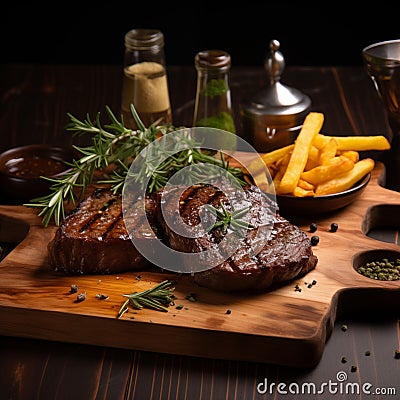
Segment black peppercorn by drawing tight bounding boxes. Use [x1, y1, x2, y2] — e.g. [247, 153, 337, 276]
[309, 222, 317, 233]
[76, 292, 86, 302]
[70, 284, 78, 294]
[311, 235, 319, 246]
[330, 223, 338, 232]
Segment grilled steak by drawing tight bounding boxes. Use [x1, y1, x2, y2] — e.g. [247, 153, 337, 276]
[191, 214, 317, 292]
[47, 188, 158, 274]
[157, 182, 317, 292]
[48, 183, 317, 292]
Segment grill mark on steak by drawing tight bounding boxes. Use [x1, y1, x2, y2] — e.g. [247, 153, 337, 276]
[78, 196, 118, 235]
[79, 197, 122, 239]
[179, 184, 223, 227]
[101, 213, 123, 240]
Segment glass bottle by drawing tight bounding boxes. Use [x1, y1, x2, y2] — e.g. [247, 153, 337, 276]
[121, 29, 172, 129]
[193, 49, 237, 150]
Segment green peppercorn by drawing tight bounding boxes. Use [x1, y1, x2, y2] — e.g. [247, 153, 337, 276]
[356, 257, 400, 281]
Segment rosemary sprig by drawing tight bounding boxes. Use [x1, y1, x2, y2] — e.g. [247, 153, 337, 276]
[117, 280, 176, 317]
[204, 201, 255, 234]
[24, 104, 246, 227]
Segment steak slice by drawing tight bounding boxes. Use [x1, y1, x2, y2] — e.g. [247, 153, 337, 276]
[157, 182, 318, 292]
[47, 188, 158, 274]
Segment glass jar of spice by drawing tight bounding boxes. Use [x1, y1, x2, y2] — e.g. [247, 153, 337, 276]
[121, 28, 172, 129]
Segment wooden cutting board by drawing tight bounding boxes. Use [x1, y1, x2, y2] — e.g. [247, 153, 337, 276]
[0, 161, 399, 368]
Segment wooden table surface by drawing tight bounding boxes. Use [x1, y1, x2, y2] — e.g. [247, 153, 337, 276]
[0, 64, 399, 399]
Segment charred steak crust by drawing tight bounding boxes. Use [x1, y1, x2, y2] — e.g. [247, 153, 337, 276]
[47, 188, 157, 274]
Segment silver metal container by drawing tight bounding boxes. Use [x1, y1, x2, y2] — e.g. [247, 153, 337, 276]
[240, 40, 311, 153]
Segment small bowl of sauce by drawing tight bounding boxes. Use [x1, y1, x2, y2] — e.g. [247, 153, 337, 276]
[0, 144, 75, 203]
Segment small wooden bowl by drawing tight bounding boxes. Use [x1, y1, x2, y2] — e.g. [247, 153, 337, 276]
[0, 144, 75, 204]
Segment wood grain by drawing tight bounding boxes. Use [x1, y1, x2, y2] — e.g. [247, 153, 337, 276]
[0, 162, 399, 368]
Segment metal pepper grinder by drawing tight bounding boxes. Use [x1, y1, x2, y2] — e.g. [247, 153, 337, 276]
[240, 39, 311, 153]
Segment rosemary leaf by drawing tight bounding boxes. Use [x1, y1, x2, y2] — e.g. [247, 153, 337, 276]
[117, 280, 176, 318]
[205, 202, 254, 234]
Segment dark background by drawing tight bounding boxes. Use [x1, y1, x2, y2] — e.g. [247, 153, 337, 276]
[1, 3, 399, 67]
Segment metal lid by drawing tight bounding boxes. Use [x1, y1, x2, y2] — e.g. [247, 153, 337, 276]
[242, 40, 311, 123]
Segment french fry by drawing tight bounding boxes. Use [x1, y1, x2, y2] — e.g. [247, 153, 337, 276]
[268, 162, 279, 178]
[339, 150, 359, 163]
[261, 144, 294, 165]
[315, 158, 375, 195]
[273, 168, 286, 192]
[300, 155, 354, 185]
[304, 146, 320, 171]
[313, 134, 390, 151]
[308, 145, 320, 161]
[246, 144, 294, 175]
[293, 186, 315, 197]
[318, 137, 338, 165]
[253, 171, 273, 193]
[298, 179, 315, 191]
[278, 112, 324, 194]
[273, 154, 290, 192]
